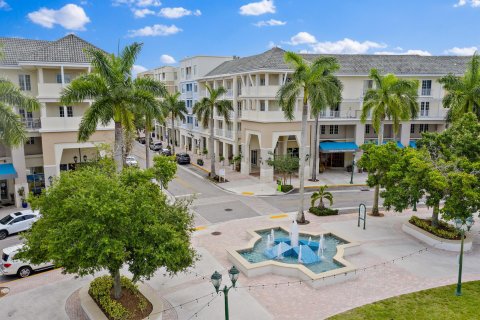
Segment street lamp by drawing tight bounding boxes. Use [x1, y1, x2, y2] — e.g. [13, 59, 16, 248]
[48, 176, 53, 185]
[350, 152, 356, 184]
[83, 155, 88, 162]
[210, 266, 240, 320]
[73, 156, 78, 163]
[454, 216, 475, 296]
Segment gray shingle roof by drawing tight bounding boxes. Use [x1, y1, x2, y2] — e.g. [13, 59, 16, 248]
[205, 47, 471, 77]
[0, 34, 104, 65]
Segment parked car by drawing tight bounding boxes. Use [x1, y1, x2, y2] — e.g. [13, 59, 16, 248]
[0, 244, 54, 278]
[176, 153, 191, 164]
[125, 155, 138, 167]
[161, 148, 172, 156]
[137, 136, 146, 144]
[0, 210, 40, 240]
[150, 141, 163, 151]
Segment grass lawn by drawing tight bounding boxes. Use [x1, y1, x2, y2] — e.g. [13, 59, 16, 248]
[329, 281, 480, 320]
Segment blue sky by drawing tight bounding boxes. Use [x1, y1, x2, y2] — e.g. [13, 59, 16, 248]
[1, 0, 480, 73]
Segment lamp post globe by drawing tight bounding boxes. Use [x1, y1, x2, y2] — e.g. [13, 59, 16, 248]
[228, 266, 239, 285]
[210, 271, 222, 293]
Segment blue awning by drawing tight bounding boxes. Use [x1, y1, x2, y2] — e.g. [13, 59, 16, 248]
[0, 163, 17, 180]
[319, 142, 359, 153]
[387, 141, 404, 148]
[409, 140, 417, 148]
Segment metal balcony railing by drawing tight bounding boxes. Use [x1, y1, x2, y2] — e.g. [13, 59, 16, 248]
[22, 118, 41, 130]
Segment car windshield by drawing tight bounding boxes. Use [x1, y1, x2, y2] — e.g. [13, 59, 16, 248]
[0, 215, 14, 225]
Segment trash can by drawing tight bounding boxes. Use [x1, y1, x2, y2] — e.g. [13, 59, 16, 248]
[277, 180, 282, 192]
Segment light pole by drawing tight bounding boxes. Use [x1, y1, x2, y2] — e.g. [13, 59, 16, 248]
[454, 216, 474, 296]
[210, 266, 240, 320]
[350, 152, 356, 184]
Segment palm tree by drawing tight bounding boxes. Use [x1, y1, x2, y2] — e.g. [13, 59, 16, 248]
[0, 79, 40, 146]
[439, 52, 480, 121]
[360, 69, 418, 216]
[277, 52, 341, 224]
[61, 43, 157, 171]
[361, 69, 419, 145]
[193, 84, 233, 177]
[310, 185, 333, 209]
[161, 92, 187, 155]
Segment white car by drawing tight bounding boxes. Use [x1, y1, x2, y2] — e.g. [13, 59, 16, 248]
[0, 210, 40, 240]
[0, 244, 54, 278]
[125, 155, 138, 167]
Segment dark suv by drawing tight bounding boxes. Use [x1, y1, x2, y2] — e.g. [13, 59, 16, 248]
[176, 153, 191, 164]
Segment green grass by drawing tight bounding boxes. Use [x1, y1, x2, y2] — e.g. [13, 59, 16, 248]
[329, 281, 480, 320]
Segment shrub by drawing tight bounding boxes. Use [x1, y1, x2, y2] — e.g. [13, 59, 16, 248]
[197, 159, 204, 166]
[308, 207, 339, 216]
[281, 185, 293, 193]
[409, 216, 461, 240]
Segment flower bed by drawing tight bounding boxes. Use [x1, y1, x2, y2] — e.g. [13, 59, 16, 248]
[308, 207, 339, 216]
[409, 216, 461, 240]
[88, 275, 152, 320]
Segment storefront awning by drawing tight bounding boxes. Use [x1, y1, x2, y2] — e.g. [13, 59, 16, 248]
[0, 163, 18, 180]
[366, 140, 404, 148]
[409, 140, 417, 148]
[319, 142, 359, 153]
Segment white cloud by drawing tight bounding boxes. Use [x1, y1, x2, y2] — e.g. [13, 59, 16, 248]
[132, 65, 148, 78]
[28, 4, 91, 31]
[113, 0, 161, 7]
[454, 0, 480, 7]
[239, 0, 275, 16]
[307, 38, 386, 54]
[0, 0, 10, 10]
[444, 46, 478, 55]
[127, 24, 182, 37]
[254, 19, 286, 27]
[160, 54, 176, 64]
[158, 7, 201, 19]
[132, 8, 154, 18]
[288, 32, 317, 45]
[374, 49, 432, 56]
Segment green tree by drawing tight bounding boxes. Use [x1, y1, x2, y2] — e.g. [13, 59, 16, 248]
[360, 69, 419, 145]
[310, 185, 333, 209]
[61, 43, 165, 171]
[357, 142, 402, 216]
[0, 79, 40, 146]
[442, 170, 480, 222]
[193, 84, 233, 177]
[161, 91, 187, 154]
[266, 153, 300, 185]
[277, 52, 342, 223]
[439, 52, 480, 121]
[151, 154, 177, 189]
[19, 162, 195, 300]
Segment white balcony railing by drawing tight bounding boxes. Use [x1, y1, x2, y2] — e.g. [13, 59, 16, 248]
[37, 83, 63, 98]
[225, 130, 233, 139]
[21, 118, 41, 130]
[215, 128, 223, 136]
[41, 117, 114, 131]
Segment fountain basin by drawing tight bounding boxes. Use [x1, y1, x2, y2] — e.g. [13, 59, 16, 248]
[227, 226, 360, 288]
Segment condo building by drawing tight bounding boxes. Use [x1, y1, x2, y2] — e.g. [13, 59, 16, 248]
[146, 48, 470, 182]
[138, 65, 179, 95]
[0, 35, 114, 207]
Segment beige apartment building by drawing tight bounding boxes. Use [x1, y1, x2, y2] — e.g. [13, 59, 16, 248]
[0, 35, 114, 207]
[138, 65, 178, 94]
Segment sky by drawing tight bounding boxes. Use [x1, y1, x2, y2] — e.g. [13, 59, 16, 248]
[1, 0, 480, 74]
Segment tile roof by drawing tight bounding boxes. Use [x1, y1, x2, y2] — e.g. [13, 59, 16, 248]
[0, 34, 104, 66]
[205, 47, 471, 77]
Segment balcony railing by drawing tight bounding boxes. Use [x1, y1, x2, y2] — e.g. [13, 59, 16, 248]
[225, 130, 233, 138]
[22, 118, 41, 130]
[215, 129, 223, 136]
[421, 88, 431, 96]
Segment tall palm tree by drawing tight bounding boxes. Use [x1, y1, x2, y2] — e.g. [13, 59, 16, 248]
[310, 185, 333, 209]
[360, 69, 419, 145]
[61, 43, 158, 171]
[193, 84, 233, 177]
[277, 52, 341, 224]
[439, 52, 480, 121]
[161, 91, 187, 155]
[0, 79, 40, 146]
[360, 69, 418, 216]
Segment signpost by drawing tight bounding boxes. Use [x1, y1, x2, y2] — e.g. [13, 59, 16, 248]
[219, 168, 226, 183]
[358, 203, 366, 230]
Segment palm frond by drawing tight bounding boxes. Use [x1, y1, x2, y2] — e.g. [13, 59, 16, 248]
[0, 102, 27, 146]
[0, 79, 40, 111]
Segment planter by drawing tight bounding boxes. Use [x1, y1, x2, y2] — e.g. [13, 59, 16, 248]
[79, 281, 163, 320]
[402, 222, 473, 252]
[21, 201, 28, 208]
[196, 159, 204, 166]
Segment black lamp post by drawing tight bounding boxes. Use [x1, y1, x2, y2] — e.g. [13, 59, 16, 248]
[210, 266, 240, 320]
[454, 216, 474, 296]
[48, 176, 53, 185]
[350, 152, 356, 184]
[73, 156, 78, 163]
[83, 155, 88, 162]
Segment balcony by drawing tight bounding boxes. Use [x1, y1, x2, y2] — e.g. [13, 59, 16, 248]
[225, 130, 233, 139]
[421, 88, 432, 96]
[21, 118, 41, 130]
[37, 83, 63, 99]
[215, 128, 224, 137]
[40, 116, 114, 131]
[240, 85, 281, 97]
[318, 109, 360, 119]
[242, 110, 302, 122]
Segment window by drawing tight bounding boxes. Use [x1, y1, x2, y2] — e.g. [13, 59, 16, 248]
[320, 125, 326, 134]
[23, 215, 35, 220]
[186, 84, 192, 92]
[260, 100, 266, 111]
[420, 102, 430, 116]
[186, 100, 192, 108]
[329, 125, 339, 135]
[18, 75, 31, 91]
[26, 137, 35, 145]
[19, 108, 26, 118]
[410, 124, 415, 134]
[365, 124, 370, 134]
[260, 77, 266, 86]
[187, 116, 193, 124]
[67, 106, 73, 117]
[59, 106, 65, 117]
[419, 124, 429, 133]
[11, 217, 24, 224]
[363, 79, 373, 94]
[56, 74, 71, 84]
[421, 80, 432, 96]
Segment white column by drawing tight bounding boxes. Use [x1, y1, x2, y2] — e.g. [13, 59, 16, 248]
[400, 122, 411, 147]
[355, 123, 365, 147]
[11, 146, 28, 208]
[259, 148, 274, 182]
[241, 142, 250, 175]
[265, 73, 269, 86]
[60, 65, 65, 86]
[37, 68, 44, 84]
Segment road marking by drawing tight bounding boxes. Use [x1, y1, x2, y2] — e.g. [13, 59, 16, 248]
[241, 192, 254, 196]
[270, 214, 288, 219]
[194, 226, 207, 231]
[190, 162, 210, 173]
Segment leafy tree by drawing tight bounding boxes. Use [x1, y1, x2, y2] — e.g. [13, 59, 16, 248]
[310, 185, 333, 209]
[357, 142, 402, 216]
[266, 153, 299, 185]
[61, 43, 165, 171]
[0, 78, 40, 146]
[161, 91, 187, 154]
[442, 170, 480, 222]
[360, 69, 419, 145]
[19, 162, 195, 300]
[193, 84, 233, 177]
[151, 154, 177, 189]
[439, 52, 480, 121]
[277, 52, 341, 223]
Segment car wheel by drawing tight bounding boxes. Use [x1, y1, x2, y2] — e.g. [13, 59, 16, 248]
[0, 230, 7, 240]
[18, 266, 32, 278]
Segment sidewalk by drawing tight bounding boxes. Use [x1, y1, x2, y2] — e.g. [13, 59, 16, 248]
[182, 150, 368, 196]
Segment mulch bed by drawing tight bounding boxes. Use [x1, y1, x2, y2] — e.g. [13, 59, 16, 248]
[95, 287, 153, 320]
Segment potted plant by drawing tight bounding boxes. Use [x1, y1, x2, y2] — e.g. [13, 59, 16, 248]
[232, 155, 242, 172]
[219, 155, 225, 166]
[197, 158, 204, 166]
[17, 187, 27, 208]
